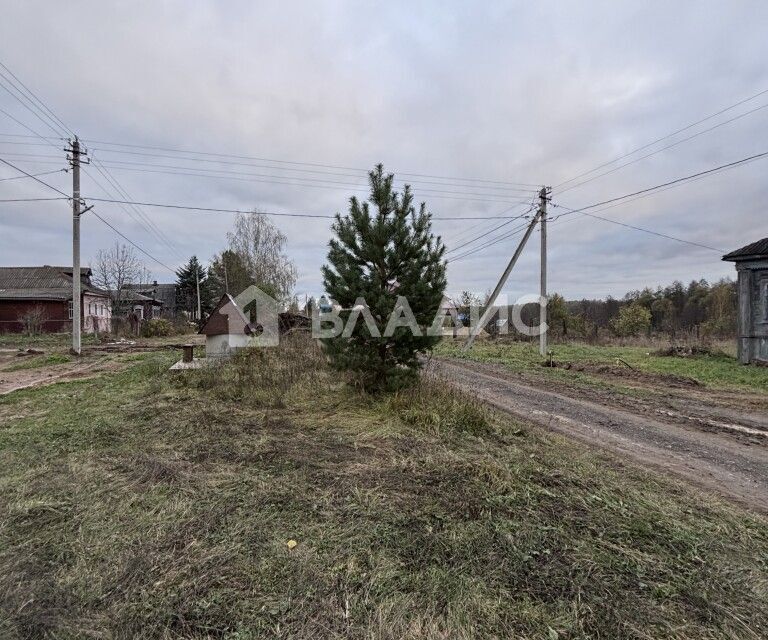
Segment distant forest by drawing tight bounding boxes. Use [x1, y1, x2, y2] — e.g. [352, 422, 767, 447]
[458, 278, 738, 341]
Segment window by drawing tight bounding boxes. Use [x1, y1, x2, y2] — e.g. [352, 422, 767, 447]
[764, 282, 768, 323]
[68, 300, 73, 319]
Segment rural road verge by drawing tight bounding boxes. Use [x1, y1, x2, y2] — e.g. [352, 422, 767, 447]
[432, 357, 768, 513]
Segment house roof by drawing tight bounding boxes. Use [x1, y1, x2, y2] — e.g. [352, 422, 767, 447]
[722, 237, 768, 262]
[124, 283, 176, 308]
[0, 266, 108, 301]
[199, 294, 256, 336]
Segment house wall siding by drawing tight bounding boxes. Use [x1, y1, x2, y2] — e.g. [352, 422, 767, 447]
[0, 300, 70, 333]
[0, 295, 112, 334]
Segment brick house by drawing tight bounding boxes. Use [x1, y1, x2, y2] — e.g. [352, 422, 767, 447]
[0, 266, 112, 334]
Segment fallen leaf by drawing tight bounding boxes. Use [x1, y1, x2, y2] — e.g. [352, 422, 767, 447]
[287, 539, 298, 550]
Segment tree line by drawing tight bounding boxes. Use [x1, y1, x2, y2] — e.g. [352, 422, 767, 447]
[455, 277, 737, 341]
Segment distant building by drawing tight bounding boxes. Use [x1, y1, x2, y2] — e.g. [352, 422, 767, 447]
[723, 237, 768, 364]
[124, 281, 178, 319]
[0, 266, 111, 334]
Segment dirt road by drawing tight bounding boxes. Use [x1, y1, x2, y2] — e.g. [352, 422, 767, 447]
[432, 357, 768, 513]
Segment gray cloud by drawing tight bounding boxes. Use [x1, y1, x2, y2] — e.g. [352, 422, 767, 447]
[1, 0, 767, 301]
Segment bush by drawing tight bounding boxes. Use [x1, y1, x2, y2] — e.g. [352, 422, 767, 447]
[141, 318, 174, 337]
[610, 302, 652, 337]
[18, 305, 47, 336]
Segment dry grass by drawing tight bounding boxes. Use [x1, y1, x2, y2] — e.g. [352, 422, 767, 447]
[0, 337, 766, 638]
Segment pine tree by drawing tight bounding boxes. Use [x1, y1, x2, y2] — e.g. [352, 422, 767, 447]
[321, 164, 446, 392]
[208, 250, 254, 298]
[175, 256, 215, 320]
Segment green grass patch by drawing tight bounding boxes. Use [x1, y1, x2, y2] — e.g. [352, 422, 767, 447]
[436, 340, 768, 393]
[0, 338, 766, 638]
[0, 332, 97, 349]
[3, 353, 72, 372]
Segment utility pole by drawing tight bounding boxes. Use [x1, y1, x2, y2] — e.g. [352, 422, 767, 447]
[68, 137, 83, 355]
[539, 186, 548, 356]
[462, 210, 541, 352]
[196, 265, 202, 321]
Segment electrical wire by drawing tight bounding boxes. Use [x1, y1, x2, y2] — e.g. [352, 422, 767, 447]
[555, 101, 768, 196]
[0, 74, 64, 139]
[80, 195, 529, 220]
[0, 168, 66, 182]
[0, 156, 69, 197]
[89, 209, 177, 273]
[0, 60, 76, 138]
[446, 203, 536, 254]
[553, 86, 768, 191]
[82, 137, 539, 188]
[0, 196, 69, 203]
[554, 149, 768, 215]
[91, 163, 534, 205]
[447, 221, 531, 263]
[549, 203, 723, 252]
[89, 147, 535, 194]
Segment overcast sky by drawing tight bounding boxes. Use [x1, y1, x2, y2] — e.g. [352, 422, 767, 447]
[1, 1, 767, 301]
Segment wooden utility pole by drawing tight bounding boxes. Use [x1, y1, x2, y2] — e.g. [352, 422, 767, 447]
[539, 186, 548, 356]
[69, 138, 83, 355]
[462, 209, 542, 352]
[195, 265, 202, 321]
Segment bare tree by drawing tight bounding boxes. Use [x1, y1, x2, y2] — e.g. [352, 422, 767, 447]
[91, 242, 145, 315]
[18, 305, 47, 336]
[226, 211, 297, 301]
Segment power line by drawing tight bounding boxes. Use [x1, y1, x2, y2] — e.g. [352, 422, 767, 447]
[0, 168, 66, 182]
[0, 196, 69, 203]
[554, 149, 768, 215]
[90, 157, 538, 204]
[0, 108, 65, 152]
[89, 147, 536, 194]
[89, 209, 177, 273]
[550, 203, 723, 252]
[93, 161, 533, 204]
[85, 154, 183, 260]
[446, 203, 536, 254]
[448, 222, 531, 263]
[81, 195, 529, 220]
[0, 75, 64, 139]
[554, 87, 768, 191]
[0, 156, 69, 197]
[0, 59, 76, 138]
[82, 137, 539, 188]
[555, 101, 768, 195]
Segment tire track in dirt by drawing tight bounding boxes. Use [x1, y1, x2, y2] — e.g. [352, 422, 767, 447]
[432, 357, 768, 513]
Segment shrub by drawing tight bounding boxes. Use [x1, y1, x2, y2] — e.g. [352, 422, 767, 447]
[18, 305, 47, 336]
[141, 318, 173, 337]
[610, 302, 652, 337]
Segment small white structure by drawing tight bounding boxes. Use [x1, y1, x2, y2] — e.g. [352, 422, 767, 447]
[199, 294, 257, 358]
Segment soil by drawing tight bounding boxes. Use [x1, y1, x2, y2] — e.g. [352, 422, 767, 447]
[431, 357, 768, 513]
[0, 336, 205, 396]
[0, 354, 123, 396]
